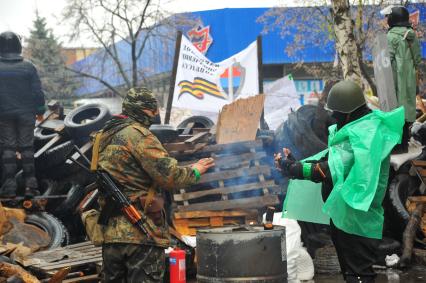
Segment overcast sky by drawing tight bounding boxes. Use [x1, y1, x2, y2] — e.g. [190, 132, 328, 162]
[0, 0, 291, 47]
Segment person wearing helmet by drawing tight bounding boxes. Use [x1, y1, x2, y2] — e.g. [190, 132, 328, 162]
[275, 80, 405, 283]
[0, 31, 45, 197]
[382, 6, 421, 153]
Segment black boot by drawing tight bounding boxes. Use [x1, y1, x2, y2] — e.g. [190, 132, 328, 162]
[0, 178, 16, 198]
[1, 149, 17, 198]
[21, 149, 39, 198]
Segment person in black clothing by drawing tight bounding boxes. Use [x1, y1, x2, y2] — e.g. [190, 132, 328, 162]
[275, 81, 381, 283]
[0, 31, 45, 197]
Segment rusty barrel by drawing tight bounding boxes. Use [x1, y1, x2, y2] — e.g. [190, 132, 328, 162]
[196, 226, 287, 282]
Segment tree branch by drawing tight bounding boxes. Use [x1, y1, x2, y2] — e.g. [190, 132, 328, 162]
[66, 66, 123, 96]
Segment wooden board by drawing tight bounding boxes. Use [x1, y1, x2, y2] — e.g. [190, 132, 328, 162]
[174, 181, 279, 202]
[25, 241, 102, 275]
[173, 209, 259, 236]
[216, 94, 265, 144]
[198, 165, 271, 184]
[177, 195, 279, 212]
[174, 209, 258, 219]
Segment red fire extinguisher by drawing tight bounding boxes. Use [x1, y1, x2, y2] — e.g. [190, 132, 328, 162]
[169, 247, 186, 283]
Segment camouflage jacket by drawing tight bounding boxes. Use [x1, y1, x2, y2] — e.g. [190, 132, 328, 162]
[96, 120, 196, 247]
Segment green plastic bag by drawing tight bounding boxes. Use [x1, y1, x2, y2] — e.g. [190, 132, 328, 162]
[283, 150, 330, 225]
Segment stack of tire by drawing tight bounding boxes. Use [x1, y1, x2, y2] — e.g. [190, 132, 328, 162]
[274, 105, 329, 161]
[26, 103, 112, 247]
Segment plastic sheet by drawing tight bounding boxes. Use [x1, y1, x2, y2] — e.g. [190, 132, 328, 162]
[324, 107, 404, 238]
[283, 107, 404, 239]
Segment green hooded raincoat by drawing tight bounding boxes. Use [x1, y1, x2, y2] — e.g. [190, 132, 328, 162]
[387, 26, 421, 122]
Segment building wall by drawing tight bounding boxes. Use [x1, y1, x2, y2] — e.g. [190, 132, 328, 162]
[62, 48, 98, 66]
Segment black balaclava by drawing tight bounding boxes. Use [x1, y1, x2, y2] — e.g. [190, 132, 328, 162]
[332, 104, 372, 130]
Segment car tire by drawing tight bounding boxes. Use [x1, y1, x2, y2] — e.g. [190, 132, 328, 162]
[177, 116, 214, 129]
[25, 212, 69, 249]
[34, 127, 58, 141]
[56, 184, 86, 214]
[149, 124, 179, 143]
[64, 103, 112, 139]
[36, 140, 75, 171]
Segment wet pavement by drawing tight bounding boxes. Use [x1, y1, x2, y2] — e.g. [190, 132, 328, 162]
[187, 265, 426, 282]
[310, 265, 426, 283]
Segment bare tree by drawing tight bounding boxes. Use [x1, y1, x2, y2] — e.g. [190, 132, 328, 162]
[258, 0, 406, 94]
[62, 0, 194, 96]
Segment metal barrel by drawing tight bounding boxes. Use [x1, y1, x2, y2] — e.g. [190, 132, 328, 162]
[196, 226, 287, 283]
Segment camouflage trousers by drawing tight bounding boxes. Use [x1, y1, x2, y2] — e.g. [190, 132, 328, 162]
[102, 243, 165, 283]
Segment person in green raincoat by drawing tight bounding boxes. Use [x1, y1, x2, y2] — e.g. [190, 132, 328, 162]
[382, 5, 421, 153]
[275, 81, 404, 283]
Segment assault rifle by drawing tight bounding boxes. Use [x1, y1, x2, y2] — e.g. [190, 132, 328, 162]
[69, 145, 157, 243]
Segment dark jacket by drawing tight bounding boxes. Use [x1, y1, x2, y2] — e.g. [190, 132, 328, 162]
[0, 56, 45, 118]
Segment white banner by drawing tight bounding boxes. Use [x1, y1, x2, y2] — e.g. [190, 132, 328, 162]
[264, 75, 301, 130]
[172, 36, 258, 112]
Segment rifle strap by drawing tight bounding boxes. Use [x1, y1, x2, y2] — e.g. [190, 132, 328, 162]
[91, 131, 103, 172]
[143, 187, 156, 214]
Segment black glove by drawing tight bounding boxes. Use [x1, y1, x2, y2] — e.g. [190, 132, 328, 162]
[279, 152, 297, 176]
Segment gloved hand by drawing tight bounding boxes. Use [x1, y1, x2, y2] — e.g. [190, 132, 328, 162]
[274, 148, 296, 176]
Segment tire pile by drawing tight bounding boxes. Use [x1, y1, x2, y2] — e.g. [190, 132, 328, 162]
[1, 103, 112, 249]
[1, 106, 217, 250]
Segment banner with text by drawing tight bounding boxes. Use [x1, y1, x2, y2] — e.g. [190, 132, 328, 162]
[172, 36, 258, 112]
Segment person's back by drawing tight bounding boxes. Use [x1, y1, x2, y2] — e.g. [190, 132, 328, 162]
[383, 6, 421, 152]
[0, 58, 45, 118]
[0, 31, 45, 198]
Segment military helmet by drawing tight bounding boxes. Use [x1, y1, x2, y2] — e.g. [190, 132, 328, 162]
[381, 6, 410, 28]
[326, 80, 366, 113]
[0, 31, 22, 55]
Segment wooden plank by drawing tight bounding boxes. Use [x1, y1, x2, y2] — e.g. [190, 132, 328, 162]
[32, 248, 101, 268]
[179, 151, 266, 167]
[412, 160, 426, 167]
[184, 132, 208, 144]
[63, 274, 100, 283]
[30, 241, 94, 255]
[210, 217, 224, 227]
[195, 139, 263, 155]
[199, 165, 271, 184]
[407, 196, 426, 203]
[40, 119, 65, 130]
[174, 209, 258, 219]
[173, 219, 193, 235]
[182, 122, 195, 135]
[177, 195, 279, 212]
[216, 94, 265, 144]
[41, 256, 103, 271]
[34, 134, 61, 158]
[66, 142, 92, 165]
[192, 128, 211, 134]
[173, 180, 277, 201]
[38, 248, 101, 267]
[163, 142, 194, 152]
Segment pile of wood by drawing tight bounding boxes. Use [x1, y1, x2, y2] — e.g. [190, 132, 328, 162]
[23, 241, 101, 282]
[164, 96, 280, 236]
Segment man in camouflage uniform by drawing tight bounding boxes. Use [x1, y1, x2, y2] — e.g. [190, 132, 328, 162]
[95, 87, 214, 283]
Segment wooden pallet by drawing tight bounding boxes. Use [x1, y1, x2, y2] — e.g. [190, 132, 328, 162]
[25, 241, 101, 276]
[173, 139, 280, 212]
[173, 210, 259, 236]
[412, 160, 426, 186]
